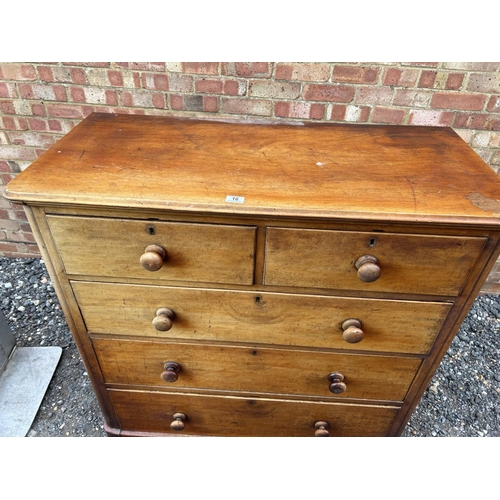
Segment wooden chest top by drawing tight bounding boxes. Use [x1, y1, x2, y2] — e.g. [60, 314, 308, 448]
[6, 112, 500, 226]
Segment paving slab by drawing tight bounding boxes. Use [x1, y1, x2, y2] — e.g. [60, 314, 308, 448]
[0, 346, 62, 437]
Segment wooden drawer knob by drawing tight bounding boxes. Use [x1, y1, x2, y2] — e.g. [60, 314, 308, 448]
[355, 255, 381, 282]
[328, 372, 347, 394]
[170, 412, 188, 431]
[341, 318, 364, 343]
[161, 361, 181, 382]
[152, 307, 175, 331]
[140, 244, 166, 271]
[314, 421, 330, 437]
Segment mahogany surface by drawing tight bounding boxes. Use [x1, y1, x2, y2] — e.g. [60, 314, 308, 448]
[6, 113, 500, 436]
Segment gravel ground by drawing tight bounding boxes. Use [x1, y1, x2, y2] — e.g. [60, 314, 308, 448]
[1, 257, 499, 437]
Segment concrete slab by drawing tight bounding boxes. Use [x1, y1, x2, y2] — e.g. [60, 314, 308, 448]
[0, 346, 62, 437]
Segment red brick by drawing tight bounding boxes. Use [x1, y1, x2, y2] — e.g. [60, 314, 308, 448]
[303, 84, 355, 103]
[310, 104, 326, 119]
[37, 66, 54, 81]
[409, 110, 454, 126]
[1, 173, 17, 184]
[106, 90, 118, 106]
[470, 114, 488, 129]
[0, 82, 17, 98]
[195, 79, 223, 94]
[107, 70, 123, 86]
[0, 241, 40, 257]
[383, 68, 418, 87]
[170, 95, 183, 110]
[28, 118, 48, 131]
[71, 68, 87, 84]
[418, 71, 437, 88]
[119, 90, 165, 108]
[453, 113, 470, 128]
[372, 107, 405, 124]
[141, 73, 169, 91]
[70, 87, 86, 102]
[487, 116, 500, 131]
[203, 96, 218, 112]
[0, 64, 37, 80]
[355, 87, 393, 105]
[452, 113, 494, 130]
[182, 62, 219, 75]
[0, 101, 15, 114]
[46, 104, 85, 118]
[431, 92, 487, 111]
[48, 119, 63, 132]
[18, 84, 67, 101]
[393, 89, 431, 107]
[11, 209, 28, 221]
[2, 117, 15, 129]
[487, 96, 500, 112]
[9, 117, 29, 130]
[222, 62, 271, 78]
[330, 105, 346, 120]
[275, 102, 325, 120]
[31, 103, 46, 116]
[223, 80, 245, 96]
[276, 63, 331, 82]
[332, 65, 379, 84]
[220, 98, 272, 116]
[445, 73, 465, 90]
[152, 93, 165, 109]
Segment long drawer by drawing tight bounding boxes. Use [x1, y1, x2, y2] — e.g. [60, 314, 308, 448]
[46, 215, 257, 285]
[265, 227, 486, 296]
[108, 389, 400, 437]
[74, 281, 452, 354]
[93, 337, 421, 402]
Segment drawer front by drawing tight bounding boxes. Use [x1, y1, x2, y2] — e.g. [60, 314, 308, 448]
[108, 389, 400, 437]
[265, 227, 485, 296]
[93, 338, 421, 402]
[74, 281, 451, 354]
[46, 215, 256, 285]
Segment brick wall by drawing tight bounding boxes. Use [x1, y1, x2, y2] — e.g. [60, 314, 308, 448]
[1, 62, 500, 291]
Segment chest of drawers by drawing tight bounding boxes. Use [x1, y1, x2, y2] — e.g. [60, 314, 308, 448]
[6, 113, 500, 437]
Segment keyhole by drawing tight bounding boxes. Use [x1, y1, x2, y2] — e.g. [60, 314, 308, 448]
[254, 296, 261, 303]
[147, 225, 155, 235]
[369, 238, 377, 247]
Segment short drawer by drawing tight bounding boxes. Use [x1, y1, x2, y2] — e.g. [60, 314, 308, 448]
[93, 338, 421, 402]
[46, 215, 256, 285]
[108, 389, 400, 437]
[74, 281, 450, 354]
[264, 227, 486, 296]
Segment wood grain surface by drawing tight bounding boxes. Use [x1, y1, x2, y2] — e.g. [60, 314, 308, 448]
[6, 113, 500, 225]
[73, 281, 451, 354]
[93, 337, 421, 402]
[47, 215, 256, 285]
[265, 227, 486, 296]
[108, 389, 400, 437]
